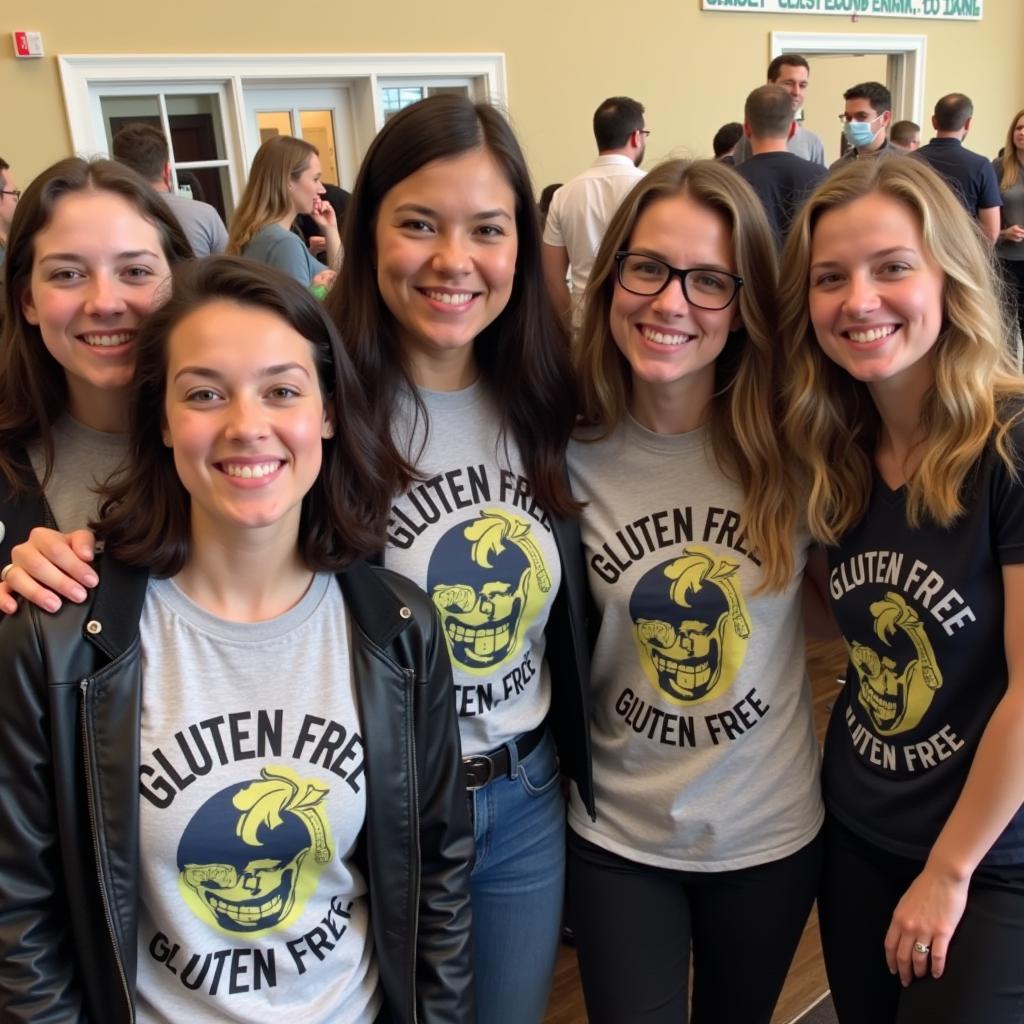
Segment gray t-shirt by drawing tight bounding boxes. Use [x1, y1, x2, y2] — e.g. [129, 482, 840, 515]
[136, 573, 379, 1024]
[733, 123, 827, 168]
[994, 158, 1024, 262]
[567, 417, 823, 870]
[242, 223, 322, 286]
[26, 414, 129, 531]
[161, 191, 228, 258]
[384, 380, 560, 755]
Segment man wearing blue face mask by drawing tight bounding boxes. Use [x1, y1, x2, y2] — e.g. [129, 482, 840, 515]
[831, 81, 896, 169]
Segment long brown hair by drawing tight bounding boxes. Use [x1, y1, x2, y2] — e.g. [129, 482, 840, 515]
[325, 94, 580, 518]
[575, 159, 796, 591]
[0, 157, 193, 491]
[98, 257, 391, 574]
[998, 108, 1024, 192]
[227, 135, 318, 254]
[779, 157, 1023, 544]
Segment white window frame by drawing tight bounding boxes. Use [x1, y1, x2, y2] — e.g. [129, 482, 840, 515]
[771, 32, 927, 125]
[58, 53, 508, 196]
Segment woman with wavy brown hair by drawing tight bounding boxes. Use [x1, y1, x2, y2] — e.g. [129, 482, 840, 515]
[228, 135, 339, 290]
[994, 108, 1024, 349]
[780, 156, 1024, 1023]
[566, 159, 824, 1024]
[325, 93, 592, 1024]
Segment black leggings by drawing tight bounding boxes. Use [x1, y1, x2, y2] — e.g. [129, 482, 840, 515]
[567, 827, 822, 1024]
[819, 814, 1024, 1024]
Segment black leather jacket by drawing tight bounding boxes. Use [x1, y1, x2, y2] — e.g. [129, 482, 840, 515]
[0, 555, 475, 1024]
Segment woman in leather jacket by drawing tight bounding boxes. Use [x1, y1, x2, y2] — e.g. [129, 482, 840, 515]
[0, 257, 474, 1024]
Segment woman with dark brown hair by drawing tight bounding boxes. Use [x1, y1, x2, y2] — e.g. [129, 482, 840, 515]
[0, 156, 192, 611]
[0, 256, 473, 1024]
[326, 93, 592, 1024]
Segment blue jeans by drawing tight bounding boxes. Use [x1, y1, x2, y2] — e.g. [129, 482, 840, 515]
[469, 728, 565, 1024]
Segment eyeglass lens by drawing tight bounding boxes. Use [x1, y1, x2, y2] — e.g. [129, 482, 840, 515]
[618, 254, 737, 309]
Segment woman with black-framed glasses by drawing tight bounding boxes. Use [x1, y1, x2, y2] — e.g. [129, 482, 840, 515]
[566, 159, 825, 1024]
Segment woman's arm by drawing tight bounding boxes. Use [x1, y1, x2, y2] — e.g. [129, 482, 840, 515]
[413, 610, 475, 1023]
[802, 544, 841, 643]
[0, 607, 84, 1020]
[0, 527, 97, 615]
[884, 562, 1024, 984]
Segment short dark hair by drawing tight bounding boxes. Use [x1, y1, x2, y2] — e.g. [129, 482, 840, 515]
[767, 53, 809, 82]
[712, 122, 743, 158]
[844, 81, 892, 116]
[98, 256, 392, 574]
[745, 86, 793, 139]
[933, 93, 973, 132]
[326, 94, 579, 519]
[112, 122, 170, 182]
[890, 120, 920, 146]
[593, 96, 646, 151]
[0, 158, 194, 491]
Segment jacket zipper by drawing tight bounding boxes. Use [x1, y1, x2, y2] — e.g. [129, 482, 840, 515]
[404, 666, 421, 1024]
[80, 678, 135, 1023]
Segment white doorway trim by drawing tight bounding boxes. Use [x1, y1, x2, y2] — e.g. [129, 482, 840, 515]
[58, 52, 508, 165]
[770, 32, 926, 124]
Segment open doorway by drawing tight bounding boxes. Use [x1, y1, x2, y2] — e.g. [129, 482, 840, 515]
[772, 31, 925, 166]
[803, 53, 890, 165]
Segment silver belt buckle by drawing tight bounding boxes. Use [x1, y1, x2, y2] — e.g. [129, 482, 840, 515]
[463, 754, 495, 791]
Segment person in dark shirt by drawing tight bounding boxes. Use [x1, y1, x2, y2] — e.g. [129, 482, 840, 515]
[914, 93, 1001, 242]
[296, 181, 351, 265]
[780, 155, 1024, 1024]
[712, 121, 742, 165]
[736, 85, 826, 248]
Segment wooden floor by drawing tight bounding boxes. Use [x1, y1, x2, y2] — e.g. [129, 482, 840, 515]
[542, 640, 848, 1024]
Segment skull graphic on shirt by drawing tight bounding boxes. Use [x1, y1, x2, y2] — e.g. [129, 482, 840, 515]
[177, 765, 333, 936]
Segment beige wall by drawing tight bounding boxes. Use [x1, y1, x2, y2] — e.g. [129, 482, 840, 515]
[2, 2, 1021, 194]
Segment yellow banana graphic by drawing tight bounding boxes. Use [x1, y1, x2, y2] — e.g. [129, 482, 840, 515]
[232, 765, 332, 864]
[464, 509, 552, 592]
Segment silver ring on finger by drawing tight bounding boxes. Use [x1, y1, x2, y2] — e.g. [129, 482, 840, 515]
[0, 563, 14, 583]
[913, 941, 931, 955]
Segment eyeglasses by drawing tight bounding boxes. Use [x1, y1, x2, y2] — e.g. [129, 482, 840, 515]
[0, 189, 20, 201]
[614, 251, 743, 310]
[639, 129, 651, 137]
[837, 111, 880, 125]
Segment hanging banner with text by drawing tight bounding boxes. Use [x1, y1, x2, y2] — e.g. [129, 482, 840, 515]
[701, 0, 981, 20]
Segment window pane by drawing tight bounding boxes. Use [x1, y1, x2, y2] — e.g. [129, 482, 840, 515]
[257, 110, 294, 143]
[101, 95, 161, 149]
[381, 86, 424, 121]
[175, 165, 233, 222]
[165, 94, 227, 163]
[299, 110, 339, 185]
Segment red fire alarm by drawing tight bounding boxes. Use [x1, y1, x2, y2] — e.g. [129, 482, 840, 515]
[13, 31, 44, 58]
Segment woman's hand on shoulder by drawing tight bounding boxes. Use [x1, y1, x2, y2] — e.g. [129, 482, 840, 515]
[883, 863, 970, 986]
[0, 528, 98, 615]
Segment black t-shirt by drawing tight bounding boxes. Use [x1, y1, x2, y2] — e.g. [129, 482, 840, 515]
[913, 138, 1003, 216]
[736, 151, 827, 247]
[823, 423, 1024, 864]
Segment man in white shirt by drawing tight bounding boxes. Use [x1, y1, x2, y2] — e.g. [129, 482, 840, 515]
[542, 96, 647, 329]
[732, 54, 827, 168]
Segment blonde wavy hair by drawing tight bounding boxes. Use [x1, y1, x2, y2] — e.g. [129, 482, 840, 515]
[575, 158, 796, 591]
[227, 135, 318, 254]
[779, 157, 1023, 545]
[998, 108, 1024, 193]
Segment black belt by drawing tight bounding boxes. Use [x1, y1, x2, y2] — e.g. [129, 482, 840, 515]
[463, 723, 547, 791]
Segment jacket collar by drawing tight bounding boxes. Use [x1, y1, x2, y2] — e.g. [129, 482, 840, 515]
[81, 554, 409, 660]
[336, 559, 414, 649]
